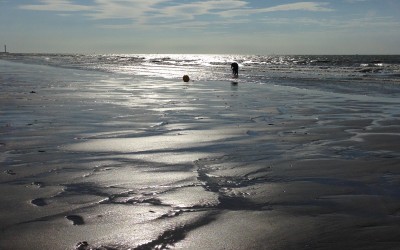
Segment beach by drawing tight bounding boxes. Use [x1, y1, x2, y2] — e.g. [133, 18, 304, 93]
[1, 58, 400, 249]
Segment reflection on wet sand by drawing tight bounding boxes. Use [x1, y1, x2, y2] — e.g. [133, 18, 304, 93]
[1, 61, 400, 249]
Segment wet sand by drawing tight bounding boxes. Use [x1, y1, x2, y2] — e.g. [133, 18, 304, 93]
[1, 60, 400, 249]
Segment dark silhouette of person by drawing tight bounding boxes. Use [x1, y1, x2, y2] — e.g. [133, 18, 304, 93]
[231, 62, 239, 77]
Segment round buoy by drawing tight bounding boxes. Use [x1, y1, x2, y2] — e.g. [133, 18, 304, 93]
[183, 75, 190, 82]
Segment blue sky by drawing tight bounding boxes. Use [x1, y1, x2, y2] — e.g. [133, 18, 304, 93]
[1, 0, 399, 54]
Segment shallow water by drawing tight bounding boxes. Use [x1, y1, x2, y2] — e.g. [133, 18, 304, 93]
[2, 53, 400, 96]
[1, 59, 400, 249]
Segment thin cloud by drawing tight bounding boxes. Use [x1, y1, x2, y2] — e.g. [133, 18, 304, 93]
[219, 2, 334, 18]
[19, 0, 91, 12]
[156, 0, 247, 21]
[87, 0, 168, 21]
[259, 15, 400, 32]
[344, 0, 369, 3]
[19, 1, 334, 28]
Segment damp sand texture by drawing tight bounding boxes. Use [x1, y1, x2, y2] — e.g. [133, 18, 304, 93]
[1, 60, 400, 250]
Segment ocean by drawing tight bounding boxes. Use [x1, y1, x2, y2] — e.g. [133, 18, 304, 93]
[2, 53, 400, 96]
[1, 54, 400, 250]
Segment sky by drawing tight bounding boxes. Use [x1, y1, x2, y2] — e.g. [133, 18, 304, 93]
[1, 0, 400, 54]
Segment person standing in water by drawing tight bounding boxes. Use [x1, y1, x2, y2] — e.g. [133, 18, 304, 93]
[231, 62, 239, 77]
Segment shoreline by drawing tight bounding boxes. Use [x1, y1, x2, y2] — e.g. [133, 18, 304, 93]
[1, 60, 400, 249]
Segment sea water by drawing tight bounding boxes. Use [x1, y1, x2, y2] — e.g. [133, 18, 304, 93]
[2, 53, 400, 96]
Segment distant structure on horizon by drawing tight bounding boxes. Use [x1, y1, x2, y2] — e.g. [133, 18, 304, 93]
[1, 45, 8, 54]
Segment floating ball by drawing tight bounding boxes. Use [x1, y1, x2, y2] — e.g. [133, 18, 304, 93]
[183, 75, 190, 82]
